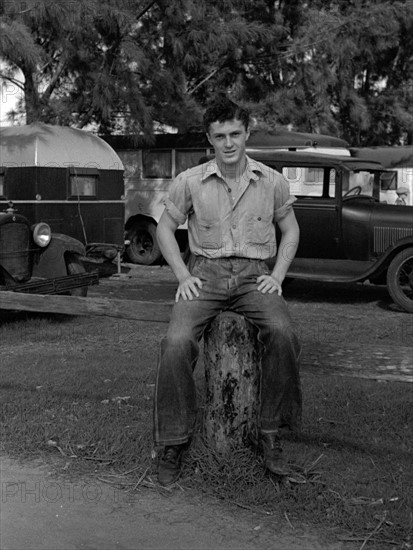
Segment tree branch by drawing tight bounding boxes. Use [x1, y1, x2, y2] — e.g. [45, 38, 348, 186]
[76, 106, 96, 129]
[187, 68, 219, 95]
[136, 1, 157, 21]
[42, 51, 69, 101]
[0, 74, 25, 91]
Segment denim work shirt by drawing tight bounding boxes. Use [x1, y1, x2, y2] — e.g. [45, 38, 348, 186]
[164, 156, 296, 260]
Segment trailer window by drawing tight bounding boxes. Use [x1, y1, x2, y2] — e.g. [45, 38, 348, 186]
[70, 174, 97, 197]
[142, 150, 172, 179]
[176, 149, 208, 176]
[117, 150, 139, 178]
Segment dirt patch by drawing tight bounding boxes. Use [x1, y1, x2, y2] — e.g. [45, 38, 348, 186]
[1, 456, 346, 550]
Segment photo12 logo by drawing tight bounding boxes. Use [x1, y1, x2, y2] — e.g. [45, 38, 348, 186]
[1, 481, 117, 504]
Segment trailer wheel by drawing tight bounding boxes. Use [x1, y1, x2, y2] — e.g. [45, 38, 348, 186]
[66, 254, 88, 297]
[126, 221, 162, 265]
[387, 247, 413, 313]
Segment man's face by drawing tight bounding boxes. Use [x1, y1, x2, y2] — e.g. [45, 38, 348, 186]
[207, 118, 250, 168]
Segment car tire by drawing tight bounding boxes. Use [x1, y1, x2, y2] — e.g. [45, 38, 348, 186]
[387, 247, 413, 313]
[126, 221, 162, 265]
[66, 254, 88, 297]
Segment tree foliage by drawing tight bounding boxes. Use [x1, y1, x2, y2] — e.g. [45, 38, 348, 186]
[0, 0, 412, 145]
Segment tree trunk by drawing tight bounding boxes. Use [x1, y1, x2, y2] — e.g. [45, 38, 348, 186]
[203, 312, 261, 454]
[23, 69, 42, 124]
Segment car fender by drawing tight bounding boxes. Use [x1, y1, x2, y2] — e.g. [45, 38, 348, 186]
[50, 233, 86, 256]
[32, 234, 86, 279]
[364, 236, 413, 280]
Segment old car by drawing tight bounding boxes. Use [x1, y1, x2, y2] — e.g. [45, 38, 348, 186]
[247, 150, 413, 313]
[0, 201, 97, 296]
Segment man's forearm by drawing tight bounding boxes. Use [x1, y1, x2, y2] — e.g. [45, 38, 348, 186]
[271, 229, 299, 283]
[157, 224, 191, 283]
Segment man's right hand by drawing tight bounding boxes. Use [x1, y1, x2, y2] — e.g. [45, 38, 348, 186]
[175, 276, 203, 302]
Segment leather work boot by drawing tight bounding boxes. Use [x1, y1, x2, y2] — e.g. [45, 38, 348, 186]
[259, 432, 291, 476]
[157, 444, 186, 486]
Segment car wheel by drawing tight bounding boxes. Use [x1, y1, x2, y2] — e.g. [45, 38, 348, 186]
[126, 221, 162, 265]
[66, 254, 88, 297]
[387, 247, 413, 313]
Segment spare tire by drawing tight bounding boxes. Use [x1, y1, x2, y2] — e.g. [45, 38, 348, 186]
[126, 221, 162, 265]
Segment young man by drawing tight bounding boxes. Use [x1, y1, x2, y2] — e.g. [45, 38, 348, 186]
[153, 97, 302, 486]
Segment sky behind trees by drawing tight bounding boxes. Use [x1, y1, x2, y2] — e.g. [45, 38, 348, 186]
[0, 0, 412, 145]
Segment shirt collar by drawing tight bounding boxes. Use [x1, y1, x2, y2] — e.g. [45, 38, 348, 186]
[201, 155, 263, 183]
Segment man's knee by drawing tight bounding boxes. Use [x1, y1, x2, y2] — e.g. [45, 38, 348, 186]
[260, 319, 298, 346]
[163, 331, 196, 352]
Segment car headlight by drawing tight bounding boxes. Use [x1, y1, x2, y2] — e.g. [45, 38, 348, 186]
[32, 222, 52, 247]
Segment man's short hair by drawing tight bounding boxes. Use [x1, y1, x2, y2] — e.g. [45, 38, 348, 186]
[203, 96, 250, 133]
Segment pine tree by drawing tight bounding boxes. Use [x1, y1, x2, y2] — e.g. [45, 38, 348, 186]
[0, 0, 269, 134]
[0, 0, 412, 144]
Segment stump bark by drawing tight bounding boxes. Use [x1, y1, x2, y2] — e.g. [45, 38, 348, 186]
[203, 312, 261, 454]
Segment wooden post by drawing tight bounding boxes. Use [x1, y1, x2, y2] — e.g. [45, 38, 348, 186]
[203, 312, 261, 454]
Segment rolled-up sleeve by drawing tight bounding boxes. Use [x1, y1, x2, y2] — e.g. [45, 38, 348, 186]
[274, 195, 297, 222]
[164, 170, 192, 225]
[274, 175, 297, 222]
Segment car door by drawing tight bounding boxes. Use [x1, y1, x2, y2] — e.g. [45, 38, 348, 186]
[280, 162, 342, 259]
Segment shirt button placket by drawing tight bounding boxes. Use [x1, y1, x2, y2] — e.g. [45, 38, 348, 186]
[227, 187, 235, 206]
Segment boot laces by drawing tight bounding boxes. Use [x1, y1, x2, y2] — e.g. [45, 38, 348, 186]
[162, 446, 181, 465]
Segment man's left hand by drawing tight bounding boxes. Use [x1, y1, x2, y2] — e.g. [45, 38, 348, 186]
[256, 274, 283, 295]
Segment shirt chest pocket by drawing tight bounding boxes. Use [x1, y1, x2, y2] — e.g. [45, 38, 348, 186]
[246, 213, 274, 245]
[196, 219, 222, 249]
[192, 187, 223, 249]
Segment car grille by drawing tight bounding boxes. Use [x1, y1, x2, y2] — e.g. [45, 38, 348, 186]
[0, 222, 31, 282]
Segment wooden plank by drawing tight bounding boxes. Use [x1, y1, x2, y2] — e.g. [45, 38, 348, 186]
[0, 291, 172, 322]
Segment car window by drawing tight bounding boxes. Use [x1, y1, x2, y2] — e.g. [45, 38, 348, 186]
[342, 171, 374, 198]
[379, 171, 398, 204]
[282, 166, 336, 198]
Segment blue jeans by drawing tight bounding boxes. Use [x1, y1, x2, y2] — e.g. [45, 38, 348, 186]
[153, 256, 302, 446]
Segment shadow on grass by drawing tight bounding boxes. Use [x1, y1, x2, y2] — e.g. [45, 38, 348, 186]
[284, 279, 394, 308]
[0, 309, 80, 327]
[285, 431, 413, 462]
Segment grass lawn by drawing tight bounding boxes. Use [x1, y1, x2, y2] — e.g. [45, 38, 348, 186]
[0, 310, 412, 549]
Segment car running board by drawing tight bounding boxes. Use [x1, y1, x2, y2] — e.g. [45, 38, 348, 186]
[287, 258, 376, 283]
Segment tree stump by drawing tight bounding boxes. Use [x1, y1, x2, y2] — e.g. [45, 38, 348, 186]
[203, 312, 261, 454]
